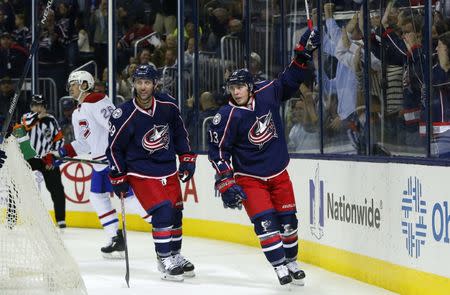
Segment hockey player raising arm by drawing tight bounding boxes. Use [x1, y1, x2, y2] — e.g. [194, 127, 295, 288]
[52, 70, 149, 258]
[106, 65, 197, 282]
[208, 28, 319, 286]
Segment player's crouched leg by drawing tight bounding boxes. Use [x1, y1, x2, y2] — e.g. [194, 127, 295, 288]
[278, 213, 305, 285]
[253, 213, 292, 285]
[152, 203, 184, 282]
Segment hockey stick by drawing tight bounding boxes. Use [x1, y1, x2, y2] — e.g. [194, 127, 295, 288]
[304, 0, 313, 30]
[56, 157, 108, 165]
[0, 0, 54, 136]
[120, 192, 130, 288]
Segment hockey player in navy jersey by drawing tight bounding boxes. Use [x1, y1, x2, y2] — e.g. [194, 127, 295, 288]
[208, 28, 319, 286]
[52, 70, 151, 258]
[106, 65, 197, 282]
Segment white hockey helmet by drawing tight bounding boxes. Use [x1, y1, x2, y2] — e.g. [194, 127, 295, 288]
[66, 70, 94, 92]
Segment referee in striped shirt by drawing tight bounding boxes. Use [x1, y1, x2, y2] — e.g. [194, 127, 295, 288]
[21, 94, 66, 228]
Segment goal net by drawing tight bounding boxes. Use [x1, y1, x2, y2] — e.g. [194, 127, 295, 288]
[0, 138, 87, 295]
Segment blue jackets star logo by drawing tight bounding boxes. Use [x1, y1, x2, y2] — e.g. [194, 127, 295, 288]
[248, 111, 278, 149]
[142, 124, 170, 154]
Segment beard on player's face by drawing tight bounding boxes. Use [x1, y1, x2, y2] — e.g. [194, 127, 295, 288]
[135, 79, 154, 103]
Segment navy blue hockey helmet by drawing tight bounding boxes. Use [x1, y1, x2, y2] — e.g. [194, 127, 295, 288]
[226, 68, 254, 91]
[132, 64, 159, 82]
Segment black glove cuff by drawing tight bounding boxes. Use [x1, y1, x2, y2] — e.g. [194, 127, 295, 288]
[295, 50, 313, 64]
[215, 170, 234, 182]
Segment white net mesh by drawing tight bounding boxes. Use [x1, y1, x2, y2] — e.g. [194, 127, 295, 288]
[0, 138, 87, 295]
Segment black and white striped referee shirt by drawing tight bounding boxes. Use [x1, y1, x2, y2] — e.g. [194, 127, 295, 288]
[21, 112, 65, 157]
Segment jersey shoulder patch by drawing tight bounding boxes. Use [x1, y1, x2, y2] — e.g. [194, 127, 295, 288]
[112, 108, 123, 119]
[110, 100, 134, 124]
[211, 105, 237, 129]
[212, 113, 221, 125]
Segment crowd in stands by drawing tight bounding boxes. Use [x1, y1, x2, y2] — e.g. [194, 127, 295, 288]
[1, 0, 449, 158]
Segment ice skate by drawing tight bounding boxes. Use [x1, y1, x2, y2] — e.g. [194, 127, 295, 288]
[286, 260, 306, 286]
[157, 256, 184, 282]
[57, 221, 67, 229]
[101, 230, 125, 259]
[274, 264, 292, 285]
[57, 221, 67, 234]
[173, 253, 195, 277]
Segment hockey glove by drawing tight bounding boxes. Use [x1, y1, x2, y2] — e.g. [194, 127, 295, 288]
[50, 144, 77, 166]
[215, 171, 247, 209]
[57, 144, 77, 158]
[0, 149, 6, 169]
[109, 171, 130, 198]
[294, 28, 320, 63]
[42, 153, 58, 169]
[178, 153, 197, 183]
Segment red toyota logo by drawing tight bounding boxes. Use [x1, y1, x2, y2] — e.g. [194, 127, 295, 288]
[61, 162, 92, 204]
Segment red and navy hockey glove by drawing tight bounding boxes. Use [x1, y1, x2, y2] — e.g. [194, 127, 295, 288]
[57, 144, 77, 158]
[178, 153, 197, 183]
[42, 153, 58, 169]
[294, 28, 320, 63]
[215, 170, 247, 209]
[0, 149, 6, 169]
[109, 170, 129, 198]
[50, 144, 77, 166]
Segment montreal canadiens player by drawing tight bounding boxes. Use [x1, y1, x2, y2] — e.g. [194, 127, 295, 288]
[208, 28, 319, 285]
[106, 65, 197, 282]
[53, 70, 150, 258]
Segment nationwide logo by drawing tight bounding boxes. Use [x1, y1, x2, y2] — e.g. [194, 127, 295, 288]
[309, 165, 324, 239]
[400, 176, 450, 259]
[401, 177, 427, 258]
[309, 165, 382, 240]
[248, 111, 277, 149]
[142, 124, 170, 154]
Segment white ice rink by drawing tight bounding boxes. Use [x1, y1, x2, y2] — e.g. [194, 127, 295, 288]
[62, 228, 396, 295]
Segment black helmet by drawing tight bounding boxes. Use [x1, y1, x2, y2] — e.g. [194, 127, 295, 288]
[132, 64, 159, 82]
[226, 68, 254, 92]
[30, 94, 47, 108]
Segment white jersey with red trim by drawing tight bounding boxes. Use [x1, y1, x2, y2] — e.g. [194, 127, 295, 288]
[71, 92, 115, 171]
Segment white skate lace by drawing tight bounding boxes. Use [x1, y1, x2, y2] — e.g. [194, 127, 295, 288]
[173, 254, 189, 267]
[274, 265, 290, 278]
[160, 256, 178, 271]
[286, 261, 300, 273]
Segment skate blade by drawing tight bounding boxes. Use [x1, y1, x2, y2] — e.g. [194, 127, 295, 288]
[102, 251, 125, 259]
[183, 270, 195, 278]
[291, 278, 305, 286]
[160, 273, 184, 282]
[279, 283, 293, 291]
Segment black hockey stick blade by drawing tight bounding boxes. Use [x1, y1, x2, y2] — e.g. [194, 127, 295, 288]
[120, 192, 130, 288]
[1, 0, 55, 136]
[57, 157, 108, 165]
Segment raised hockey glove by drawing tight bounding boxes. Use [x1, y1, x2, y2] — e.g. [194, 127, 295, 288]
[178, 153, 197, 183]
[294, 28, 320, 63]
[0, 149, 6, 169]
[215, 171, 247, 209]
[109, 170, 129, 197]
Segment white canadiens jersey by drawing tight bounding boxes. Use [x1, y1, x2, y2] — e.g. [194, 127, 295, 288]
[71, 93, 114, 171]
